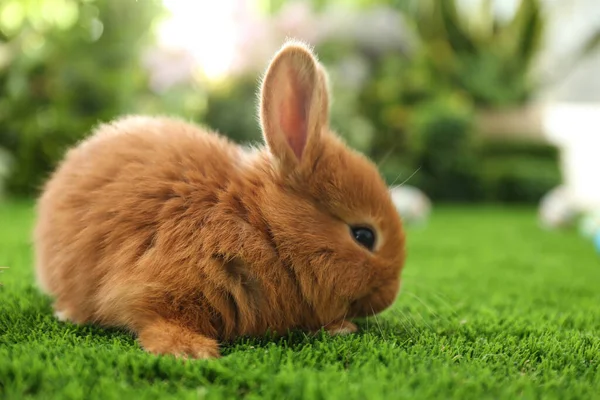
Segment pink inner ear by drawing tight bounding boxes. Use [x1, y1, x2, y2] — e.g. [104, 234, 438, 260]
[278, 68, 309, 161]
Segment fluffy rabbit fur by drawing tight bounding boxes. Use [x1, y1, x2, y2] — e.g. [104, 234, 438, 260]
[34, 40, 406, 359]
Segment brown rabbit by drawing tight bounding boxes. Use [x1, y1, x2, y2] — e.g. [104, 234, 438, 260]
[34, 40, 406, 359]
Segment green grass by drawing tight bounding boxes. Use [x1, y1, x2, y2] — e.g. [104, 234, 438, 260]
[1, 200, 599, 399]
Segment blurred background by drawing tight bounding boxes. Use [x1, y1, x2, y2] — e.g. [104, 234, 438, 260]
[0, 0, 599, 223]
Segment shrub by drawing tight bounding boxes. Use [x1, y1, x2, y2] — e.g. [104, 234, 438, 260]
[202, 77, 262, 145]
[480, 157, 561, 203]
[0, 0, 164, 196]
[407, 97, 484, 202]
[479, 139, 562, 203]
[357, 53, 436, 184]
[479, 138, 560, 160]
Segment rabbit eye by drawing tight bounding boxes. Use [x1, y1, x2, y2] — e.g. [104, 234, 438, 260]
[350, 226, 376, 251]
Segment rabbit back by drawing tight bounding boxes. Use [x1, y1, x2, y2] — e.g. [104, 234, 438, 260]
[34, 116, 243, 325]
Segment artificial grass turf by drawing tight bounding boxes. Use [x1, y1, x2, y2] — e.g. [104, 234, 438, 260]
[1, 200, 599, 400]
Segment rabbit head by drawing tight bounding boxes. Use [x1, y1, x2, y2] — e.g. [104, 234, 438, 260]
[257, 40, 406, 322]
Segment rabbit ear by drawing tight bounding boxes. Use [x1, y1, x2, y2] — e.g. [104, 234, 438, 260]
[316, 64, 331, 117]
[259, 40, 329, 170]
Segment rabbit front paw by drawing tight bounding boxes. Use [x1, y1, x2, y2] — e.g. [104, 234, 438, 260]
[323, 320, 358, 336]
[138, 320, 220, 359]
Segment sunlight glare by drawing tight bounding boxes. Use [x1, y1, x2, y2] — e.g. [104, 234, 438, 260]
[158, 0, 239, 81]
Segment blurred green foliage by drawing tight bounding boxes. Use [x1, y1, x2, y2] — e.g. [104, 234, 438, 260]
[410, 0, 544, 107]
[0, 0, 165, 196]
[203, 78, 262, 144]
[0, 0, 579, 203]
[407, 98, 484, 202]
[307, 0, 565, 203]
[479, 140, 562, 203]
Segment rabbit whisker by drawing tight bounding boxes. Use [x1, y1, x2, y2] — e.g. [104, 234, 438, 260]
[390, 165, 422, 188]
[370, 303, 386, 339]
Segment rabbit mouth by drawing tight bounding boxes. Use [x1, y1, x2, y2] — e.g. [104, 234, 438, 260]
[347, 280, 401, 318]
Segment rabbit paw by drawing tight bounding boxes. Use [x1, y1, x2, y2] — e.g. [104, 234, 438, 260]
[138, 320, 220, 359]
[324, 320, 358, 336]
[54, 309, 73, 322]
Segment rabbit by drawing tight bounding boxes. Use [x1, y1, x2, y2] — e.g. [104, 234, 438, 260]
[33, 40, 406, 359]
